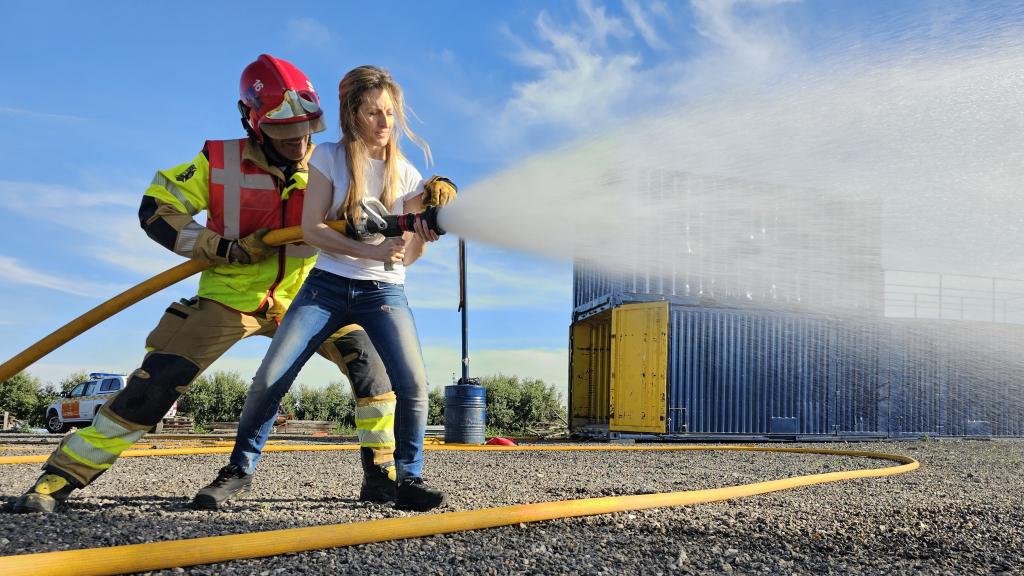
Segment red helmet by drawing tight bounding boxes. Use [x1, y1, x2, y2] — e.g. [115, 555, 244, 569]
[239, 54, 326, 142]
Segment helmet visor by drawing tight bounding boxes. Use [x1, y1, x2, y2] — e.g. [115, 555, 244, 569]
[264, 90, 320, 121]
[261, 115, 327, 139]
[259, 89, 324, 139]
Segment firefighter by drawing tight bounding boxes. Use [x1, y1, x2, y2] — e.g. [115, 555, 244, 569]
[13, 54, 399, 513]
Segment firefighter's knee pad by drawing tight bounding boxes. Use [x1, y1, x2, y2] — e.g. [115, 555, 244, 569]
[105, 353, 200, 426]
[332, 325, 392, 398]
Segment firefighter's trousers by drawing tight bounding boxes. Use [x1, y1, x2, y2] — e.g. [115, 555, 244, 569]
[44, 297, 395, 487]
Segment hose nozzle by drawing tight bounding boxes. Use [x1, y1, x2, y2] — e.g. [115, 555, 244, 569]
[369, 206, 446, 237]
[347, 202, 446, 240]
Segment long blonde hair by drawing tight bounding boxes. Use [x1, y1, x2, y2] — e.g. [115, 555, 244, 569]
[337, 65, 431, 223]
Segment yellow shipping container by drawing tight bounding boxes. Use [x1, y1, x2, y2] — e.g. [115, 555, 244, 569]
[570, 302, 668, 434]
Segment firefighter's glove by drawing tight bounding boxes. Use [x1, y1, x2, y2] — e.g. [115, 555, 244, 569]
[423, 175, 457, 207]
[193, 228, 273, 266]
[230, 228, 274, 265]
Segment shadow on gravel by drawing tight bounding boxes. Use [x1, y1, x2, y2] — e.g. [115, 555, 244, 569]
[1, 494, 193, 512]
[1, 493, 367, 515]
[0, 496, 402, 557]
[207, 496, 362, 507]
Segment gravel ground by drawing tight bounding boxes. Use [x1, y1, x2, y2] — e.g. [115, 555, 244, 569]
[0, 439, 1022, 575]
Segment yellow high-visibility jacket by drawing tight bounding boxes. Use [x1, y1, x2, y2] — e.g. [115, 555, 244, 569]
[138, 138, 318, 318]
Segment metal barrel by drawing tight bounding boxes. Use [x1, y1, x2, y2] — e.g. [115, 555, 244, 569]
[444, 384, 486, 444]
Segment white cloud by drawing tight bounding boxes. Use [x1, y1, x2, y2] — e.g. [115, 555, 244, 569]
[497, 3, 645, 136]
[492, 0, 801, 145]
[649, 1, 673, 22]
[0, 106, 89, 122]
[623, 0, 669, 51]
[88, 211, 184, 276]
[578, 0, 632, 46]
[0, 255, 122, 298]
[288, 17, 333, 47]
[430, 1, 671, 156]
[0, 180, 135, 209]
[688, 0, 800, 78]
[0, 180, 186, 277]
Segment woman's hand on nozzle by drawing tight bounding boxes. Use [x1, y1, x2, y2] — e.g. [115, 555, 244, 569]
[375, 237, 407, 264]
[413, 213, 440, 243]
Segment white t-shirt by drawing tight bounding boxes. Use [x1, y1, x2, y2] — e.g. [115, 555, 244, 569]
[308, 141, 425, 283]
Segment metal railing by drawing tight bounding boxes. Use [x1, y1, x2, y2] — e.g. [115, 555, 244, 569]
[885, 269, 1024, 323]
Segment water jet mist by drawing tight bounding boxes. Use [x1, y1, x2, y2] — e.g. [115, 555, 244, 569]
[438, 10, 1024, 437]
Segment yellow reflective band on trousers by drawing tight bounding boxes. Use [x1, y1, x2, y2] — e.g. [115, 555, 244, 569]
[60, 445, 110, 471]
[355, 413, 394, 432]
[61, 415, 147, 470]
[355, 402, 395, 449]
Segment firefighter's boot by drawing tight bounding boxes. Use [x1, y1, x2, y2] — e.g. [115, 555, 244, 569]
[359, 447, 397, 503]
[12, 472, 77, 514]
[396, 477, 446, 511]
[191, 464, 252, 510]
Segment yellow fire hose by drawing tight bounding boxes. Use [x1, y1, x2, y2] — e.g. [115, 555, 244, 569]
[0, 226, 920, 574]
[0, 443, 918, 575]
[0, 223, 352, 383]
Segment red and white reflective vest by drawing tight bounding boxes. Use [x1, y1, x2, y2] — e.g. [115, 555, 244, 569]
[198, 139, 317, 315]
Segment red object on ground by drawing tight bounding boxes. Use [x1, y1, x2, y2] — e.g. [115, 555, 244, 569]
[486, 437, 517, 446]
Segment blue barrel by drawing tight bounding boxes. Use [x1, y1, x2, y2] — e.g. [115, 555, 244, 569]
[444, 384, 486, 444]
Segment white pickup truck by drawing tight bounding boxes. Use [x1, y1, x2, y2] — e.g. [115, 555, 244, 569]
[45, 372, 177, 433]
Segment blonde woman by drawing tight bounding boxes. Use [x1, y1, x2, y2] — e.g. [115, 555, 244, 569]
[197, 66, 455, 511]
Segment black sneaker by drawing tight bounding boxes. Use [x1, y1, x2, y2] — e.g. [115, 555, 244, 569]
[360, 463, 398, 503]
[191, 464, 252, 510]
[12, 473, 76, 514]
[395, 477, 445, 511]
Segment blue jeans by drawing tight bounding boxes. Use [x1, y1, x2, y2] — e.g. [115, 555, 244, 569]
[230, 268, 429, 480]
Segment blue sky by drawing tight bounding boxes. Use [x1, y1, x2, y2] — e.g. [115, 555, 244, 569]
[0, 0, 1001, 398]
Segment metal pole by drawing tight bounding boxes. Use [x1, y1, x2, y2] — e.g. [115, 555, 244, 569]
[459, 238, 469, 385]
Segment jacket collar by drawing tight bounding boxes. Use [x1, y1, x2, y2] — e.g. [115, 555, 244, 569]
[241, 138, 312, 181]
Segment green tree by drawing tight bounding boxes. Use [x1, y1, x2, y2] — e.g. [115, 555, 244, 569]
[322, 381, 354, 425]
[293, 384, 320, 420]
[56, 370, 90, 394]
[294, 382, 354, 424]
[479, 374, 566, 435]
[280, 390, 298, 418]
[0, 368, 44, 424]
[33, 386, 59, 427]
[427, 387, 444, 425]
[177, 370, 249, 425]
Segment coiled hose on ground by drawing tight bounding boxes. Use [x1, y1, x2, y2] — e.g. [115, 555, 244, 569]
[0, 443, 918, 575]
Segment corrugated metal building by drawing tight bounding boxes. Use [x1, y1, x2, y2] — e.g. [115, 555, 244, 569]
[571, 301, 1024, 438]
[570, 171, 1024, 439]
